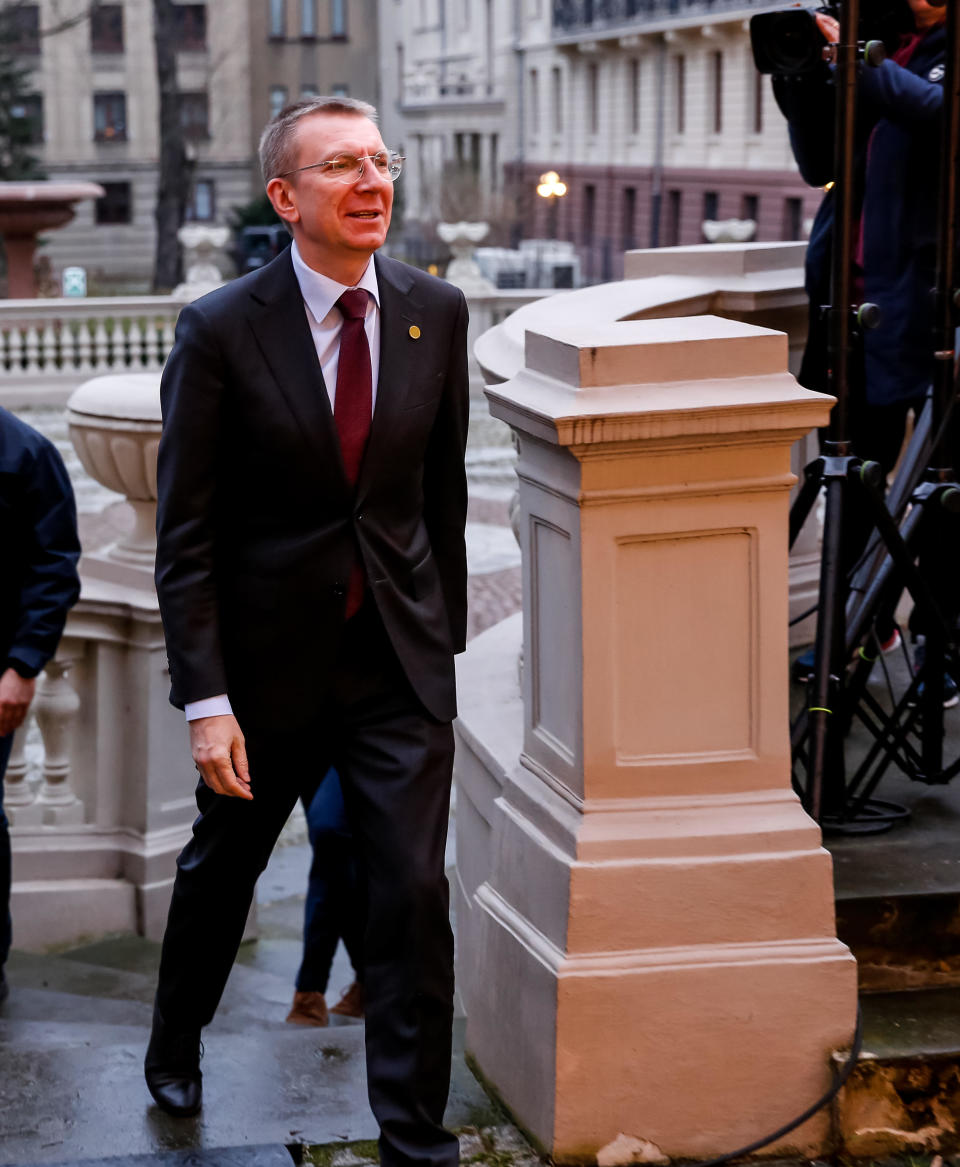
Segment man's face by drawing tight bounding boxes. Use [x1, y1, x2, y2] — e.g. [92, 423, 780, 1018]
[275, 112, 394, 264]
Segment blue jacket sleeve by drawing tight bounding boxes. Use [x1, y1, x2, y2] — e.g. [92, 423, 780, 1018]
[8, 440, 81, 675]
[857, 57, 943, 124]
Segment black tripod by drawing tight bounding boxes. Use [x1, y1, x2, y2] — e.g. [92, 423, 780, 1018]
[788, 0, 960, 833]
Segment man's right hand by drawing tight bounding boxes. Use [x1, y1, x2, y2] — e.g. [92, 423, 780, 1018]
[189, 714, 253, 800]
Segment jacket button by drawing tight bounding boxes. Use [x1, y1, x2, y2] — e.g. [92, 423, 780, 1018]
[332, 583, 345, 597]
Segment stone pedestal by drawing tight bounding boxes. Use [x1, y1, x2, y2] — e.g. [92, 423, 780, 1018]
[8, 372, 200, 947]
[457, 315, 856, 1161]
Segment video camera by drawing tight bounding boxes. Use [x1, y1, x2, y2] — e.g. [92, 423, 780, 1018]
[750, 0, 914, 75]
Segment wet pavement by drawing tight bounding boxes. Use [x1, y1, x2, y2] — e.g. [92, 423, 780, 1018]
[1, 397, 529, 1167]
[0, 823, 517, 1167]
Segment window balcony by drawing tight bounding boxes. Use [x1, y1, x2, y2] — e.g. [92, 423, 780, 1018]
[552, 0, 782, 38]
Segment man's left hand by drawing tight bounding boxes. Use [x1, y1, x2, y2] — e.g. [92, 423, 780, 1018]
[0, 668, 37, 737]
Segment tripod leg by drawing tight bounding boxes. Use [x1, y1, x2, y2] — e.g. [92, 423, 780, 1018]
[806, 474, 848, 820]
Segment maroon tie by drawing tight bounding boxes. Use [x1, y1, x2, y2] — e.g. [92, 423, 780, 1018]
[334, 288, 372, 619]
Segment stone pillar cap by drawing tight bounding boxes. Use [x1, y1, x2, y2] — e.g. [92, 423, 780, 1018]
[525, 314, 787, 388]
[491, 315, 834, 448]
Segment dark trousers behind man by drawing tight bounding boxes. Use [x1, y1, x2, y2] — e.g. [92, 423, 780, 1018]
[154, 604, 457, 1167]
[0, 733, 13, 984]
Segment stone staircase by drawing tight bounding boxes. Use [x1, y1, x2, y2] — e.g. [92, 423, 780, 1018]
[794, 650, 960, 1157]
[0, 837, 513, 1167]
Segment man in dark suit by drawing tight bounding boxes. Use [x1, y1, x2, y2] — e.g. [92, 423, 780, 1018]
[0, 408, 81, 1005]
[146, 96, 468, 1167]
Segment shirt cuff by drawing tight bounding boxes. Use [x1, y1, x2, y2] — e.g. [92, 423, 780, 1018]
[184, 695, 234, 721]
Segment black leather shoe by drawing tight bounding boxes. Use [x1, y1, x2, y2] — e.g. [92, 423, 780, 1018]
[144, 1005, 203, 1117]
[0, 968, 8, 1006]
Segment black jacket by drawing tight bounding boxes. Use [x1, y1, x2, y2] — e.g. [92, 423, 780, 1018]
[154, 249, 469, 730]
[0, 408, 81, 678]
[774, 24, 947, 406]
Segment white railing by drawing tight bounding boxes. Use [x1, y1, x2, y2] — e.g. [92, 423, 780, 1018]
[0, 295, 187, 388]
[0, 287, 548, 404]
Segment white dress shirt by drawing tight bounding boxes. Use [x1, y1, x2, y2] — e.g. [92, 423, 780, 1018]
[184, 242, 382, 723]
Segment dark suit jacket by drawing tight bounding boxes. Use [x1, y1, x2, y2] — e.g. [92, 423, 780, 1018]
[155, 249, 469, 730]
[0, 408, 81, 678]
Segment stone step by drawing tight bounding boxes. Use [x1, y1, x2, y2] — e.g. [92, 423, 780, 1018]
[0, 995, 492, 1167]
[5, 943, 308, 1034]
[828, 778, 960, 992]
[836, 988, 960, 1157]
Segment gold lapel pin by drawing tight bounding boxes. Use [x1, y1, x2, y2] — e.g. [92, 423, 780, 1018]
[408, 325, 421, 340]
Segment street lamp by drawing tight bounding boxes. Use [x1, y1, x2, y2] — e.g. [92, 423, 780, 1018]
[536, 170, 567, 199]
[535, 171, 568, 279]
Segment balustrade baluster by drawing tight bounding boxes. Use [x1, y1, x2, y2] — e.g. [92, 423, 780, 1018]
[7, 326, 25, 372]
[94, 320, 111, 370]
[33, 656, 84, 826]
[3, 722, 35, 809]
[24, 325, 41, 373]
[136, 318, 153, 369]
[41, 323, 58, 373]
[76, 318, 94, 371]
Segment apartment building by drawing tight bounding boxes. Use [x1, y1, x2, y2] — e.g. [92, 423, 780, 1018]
[382, 0, 824, 282]
[377, 0, 514, 264]
[11, 0, 254, 290]
[9, 0, 378, 291]
[248, 0, 380, 164]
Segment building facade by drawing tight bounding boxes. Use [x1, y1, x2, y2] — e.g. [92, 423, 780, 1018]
[377, 0, 516, 266]
[381, 0, 825, 283]
[12, 0, 254, 291]
[247, 0, 380, 163]
[9, 0, 378, 292]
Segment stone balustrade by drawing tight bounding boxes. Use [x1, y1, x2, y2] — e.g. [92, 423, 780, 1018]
[0, 287, 541, 407]
[0, 295, 188, 404]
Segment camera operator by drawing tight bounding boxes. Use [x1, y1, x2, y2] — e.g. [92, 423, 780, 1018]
[774, 0, 948, 681]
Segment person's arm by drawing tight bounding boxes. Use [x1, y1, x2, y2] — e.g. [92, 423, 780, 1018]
[155, 304, 251, 799]
[773, 66, 837, 188]
[5, 439, 80, 679]
[156, 302, 230, 706]
[857, 56, 944, 125]
[1, 439, 80, 737]
[422, 290, 469, 654]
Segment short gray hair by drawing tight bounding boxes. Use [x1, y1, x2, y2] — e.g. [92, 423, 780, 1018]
[259, 96, 379, 186]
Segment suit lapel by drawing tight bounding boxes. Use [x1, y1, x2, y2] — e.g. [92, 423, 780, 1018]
[356, 254, 424, 501]
[245, 249, 349, 499]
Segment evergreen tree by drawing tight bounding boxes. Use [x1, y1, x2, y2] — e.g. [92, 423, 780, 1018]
[0, 3, 45, 180]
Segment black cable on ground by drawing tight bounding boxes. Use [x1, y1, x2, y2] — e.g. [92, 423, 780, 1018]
[684, 1006, 863, 1167]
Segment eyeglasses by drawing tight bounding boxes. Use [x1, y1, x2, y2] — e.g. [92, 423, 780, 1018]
[279, 150, 405, 183]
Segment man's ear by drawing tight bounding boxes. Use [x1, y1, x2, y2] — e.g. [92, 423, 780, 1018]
[266, 178, 300, 227]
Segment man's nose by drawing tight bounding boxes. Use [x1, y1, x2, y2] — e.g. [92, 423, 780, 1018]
[356, 157, 390, 191]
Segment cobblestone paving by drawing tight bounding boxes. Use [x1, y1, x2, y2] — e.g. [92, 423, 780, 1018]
[302, 1126, 545, 1167]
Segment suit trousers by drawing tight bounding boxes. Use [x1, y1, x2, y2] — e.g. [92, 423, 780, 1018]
[155, 604, 458, 1167]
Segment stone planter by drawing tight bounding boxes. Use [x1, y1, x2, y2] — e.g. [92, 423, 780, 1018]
[67, 372, 162, 580]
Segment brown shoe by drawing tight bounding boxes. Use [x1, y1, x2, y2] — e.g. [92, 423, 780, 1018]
[329, 981, 364, 1019]
[285, 991, 329, 1027]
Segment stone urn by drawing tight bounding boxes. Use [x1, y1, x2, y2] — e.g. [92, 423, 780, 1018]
[0, 181, 105, 297]
[173, 223, 230, 300]
[702, 218, 757, 244]
[437, 220, 495, 293]
[67, 373, 162, 587]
